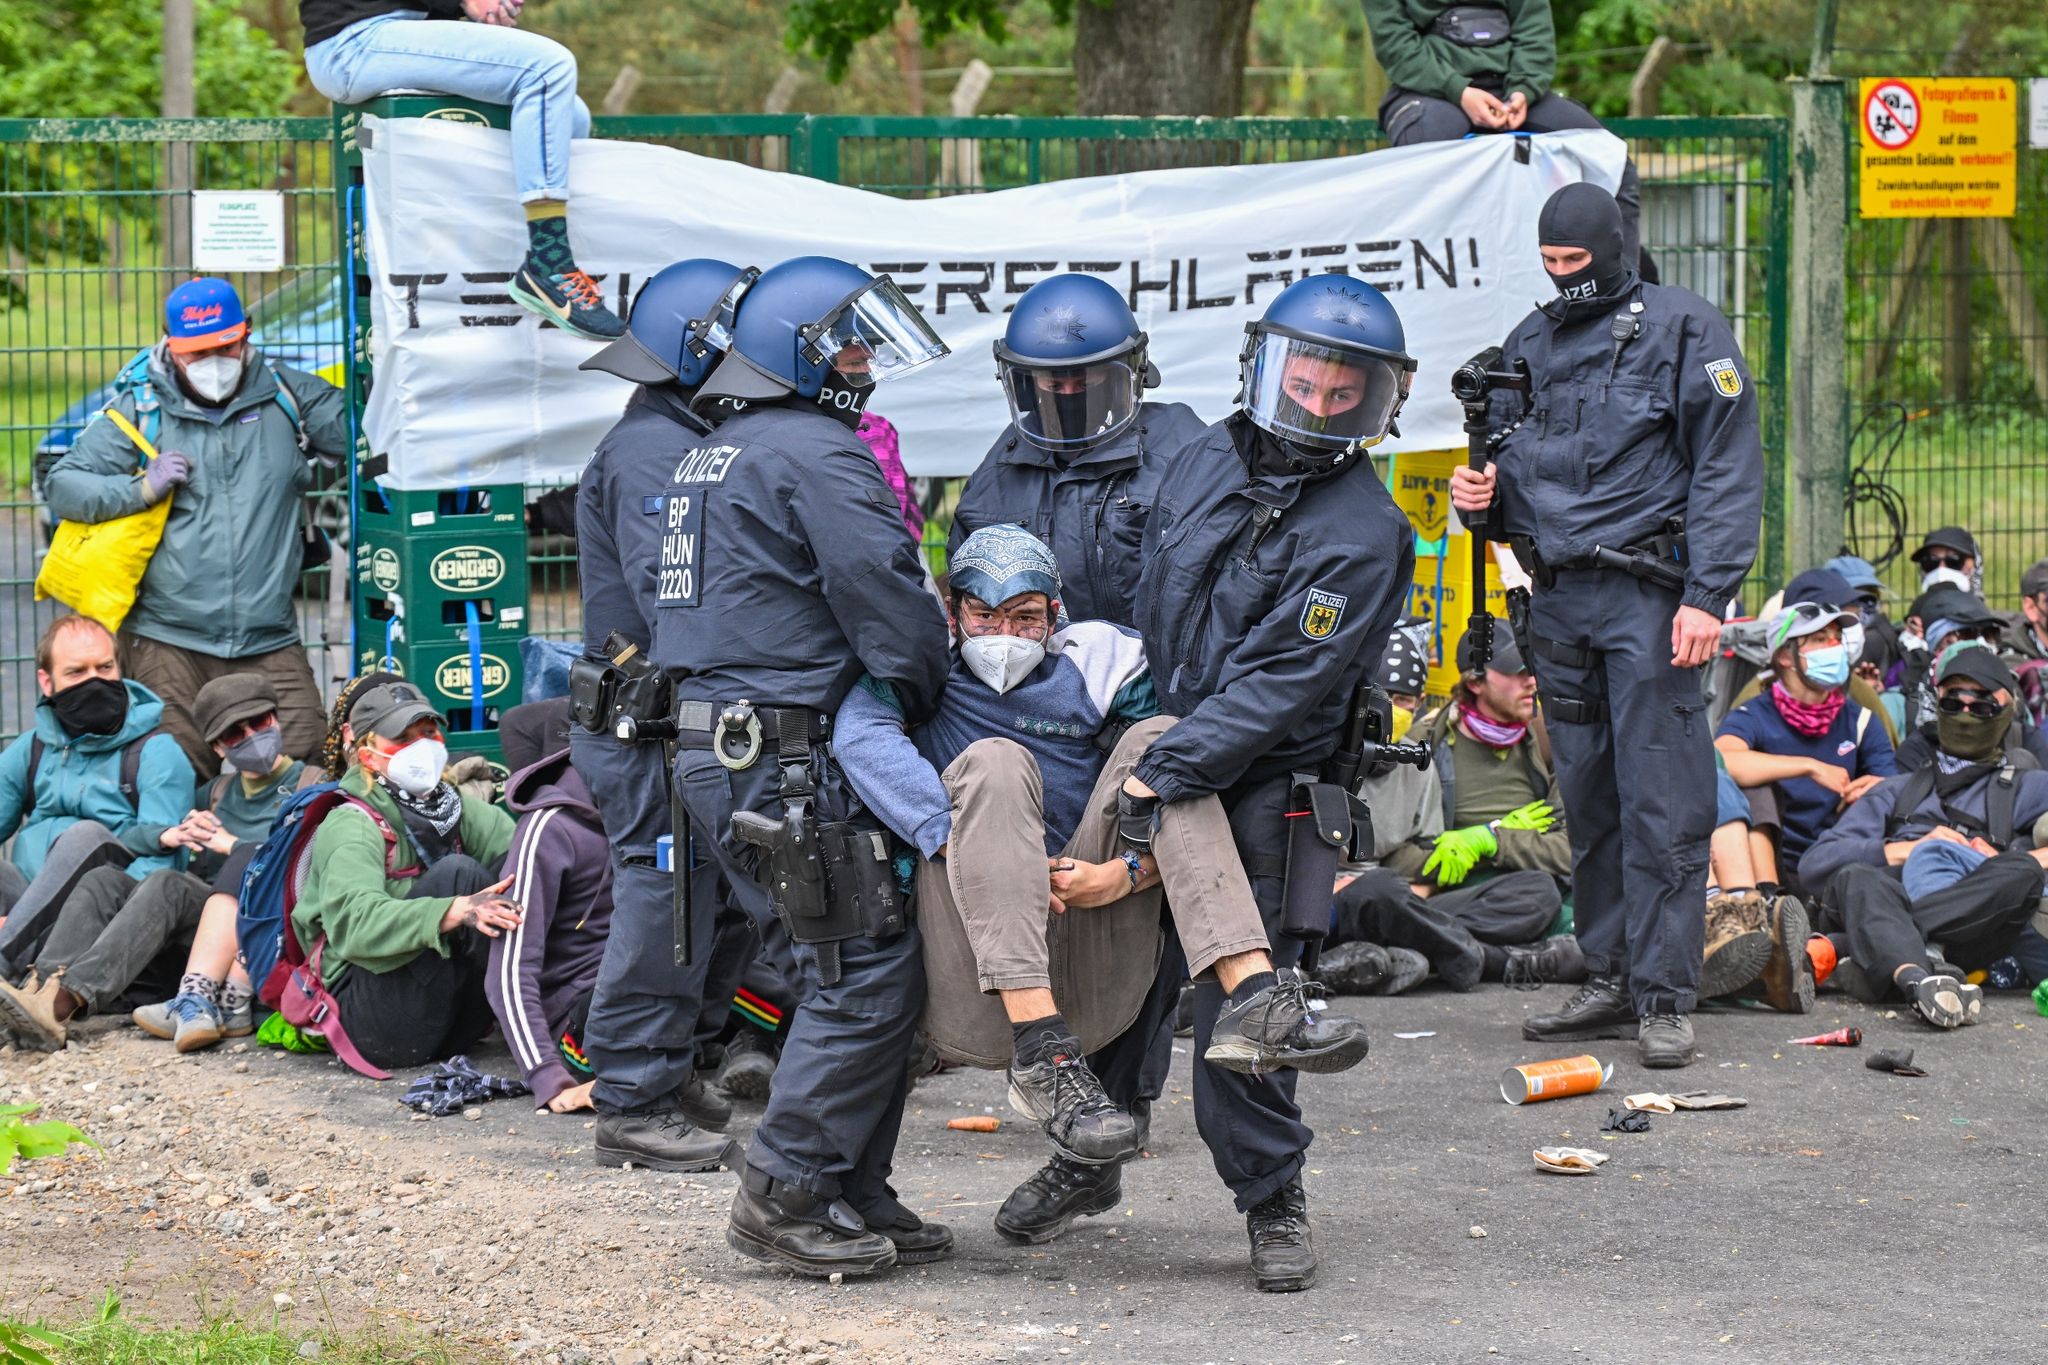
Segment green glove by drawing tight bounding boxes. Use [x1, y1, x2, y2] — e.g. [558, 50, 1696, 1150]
[1499, 801, 1557, 833]
[1422, 824, 1498, 886]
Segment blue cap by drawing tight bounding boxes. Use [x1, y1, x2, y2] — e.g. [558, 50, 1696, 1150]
[948, 525, 1061, 609]
[1825, 555, 1884, 594]
[164, 277, 247, 353]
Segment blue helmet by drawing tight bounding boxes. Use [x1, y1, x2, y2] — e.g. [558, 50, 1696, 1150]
[698, 255, 948, 404]
[948, 524, 1062, 609]
[993, 274, 1157, 452]
[580, 258, 757, 388]
[1240, 274, 1418, 466]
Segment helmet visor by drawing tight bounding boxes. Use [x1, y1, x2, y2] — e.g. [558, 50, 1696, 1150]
[691, 266, 757, 357]
[1001, 357, 1142, 451]
[1243, 333, 1411, 451]
[803, 276, 949, 389]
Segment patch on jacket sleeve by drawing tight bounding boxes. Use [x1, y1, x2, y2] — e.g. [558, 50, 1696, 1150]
[1300, 588, 1347, 640]
[1704, 358, 1743, 398]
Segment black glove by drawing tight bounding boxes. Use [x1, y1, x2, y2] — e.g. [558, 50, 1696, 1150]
[1117, 789, 1160, 852]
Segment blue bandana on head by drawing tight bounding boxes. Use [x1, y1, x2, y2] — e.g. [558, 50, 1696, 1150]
[949, 524, 1062, 610]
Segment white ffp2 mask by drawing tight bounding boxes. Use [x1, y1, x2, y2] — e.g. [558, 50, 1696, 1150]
[382, 737, 449, 796]
[960, 634, 1045, 695]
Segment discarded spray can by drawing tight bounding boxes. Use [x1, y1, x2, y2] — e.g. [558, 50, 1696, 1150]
[1501, 1055, 1612, 1105]
[1787, 1027, 1862, 1047]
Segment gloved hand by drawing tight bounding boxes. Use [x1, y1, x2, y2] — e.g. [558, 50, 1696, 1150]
[1422, 824, 1497, 886]
[1499, 801, 1557, 833]
[141, 450, 192, 503]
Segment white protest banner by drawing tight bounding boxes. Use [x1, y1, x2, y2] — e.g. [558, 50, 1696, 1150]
[360, 118, 1625, 488]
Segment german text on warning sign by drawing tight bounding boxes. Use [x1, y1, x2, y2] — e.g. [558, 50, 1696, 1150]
[1859, 77, 2017, 219]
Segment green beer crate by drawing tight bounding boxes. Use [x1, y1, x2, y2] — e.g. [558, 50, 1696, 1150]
[356, 528, 530, 650]
[356, 480, 526, 537]
[356, 639, 523, 740]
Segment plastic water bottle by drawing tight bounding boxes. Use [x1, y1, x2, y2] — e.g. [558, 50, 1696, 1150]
[2033, 979, 2048, 1019]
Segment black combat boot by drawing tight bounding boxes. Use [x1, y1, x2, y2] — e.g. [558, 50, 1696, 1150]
[1205, 970, 1369, 1075]
[727, 1165, 898, 1277]
[854, 1192, 956, 1265]
[677, 1073, 732, 1132]
[716, 1027, 778, 1101]
[593, 1102, 737, 1172]
[994, 1154, 1123, 1245]
[1502, 935, 1588, 991]
[1637, 1013, 1698, 1068]
[1521, 973, 1636, 1041]
[1246, 1177, 1316, 1293]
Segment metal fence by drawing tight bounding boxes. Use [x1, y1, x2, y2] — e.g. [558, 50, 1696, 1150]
[0, 112, 1789, 742]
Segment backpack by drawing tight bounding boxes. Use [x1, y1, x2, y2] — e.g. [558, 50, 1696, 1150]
[24, 728, 162, 813]
[107, 347, 307, 452]
[1882, 761, 2022, 851]
[236, 784, 420, 1080]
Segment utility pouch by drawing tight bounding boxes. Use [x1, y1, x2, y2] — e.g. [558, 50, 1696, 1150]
[567, 654, 618, 733]
[1281, 775, 1351, 943]
[1431, 5, 1513, 46]
[818, 816, 908, 940]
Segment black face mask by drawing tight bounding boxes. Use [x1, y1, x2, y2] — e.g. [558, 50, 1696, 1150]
[49, 676, 129, 737]
[1538, 182, 1636, 321]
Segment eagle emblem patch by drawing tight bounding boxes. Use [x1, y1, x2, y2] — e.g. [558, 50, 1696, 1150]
[1705, 358, 1743, 398]
[1300, 588, 1348, 640]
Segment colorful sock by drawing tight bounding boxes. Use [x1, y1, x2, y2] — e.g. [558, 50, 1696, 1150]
[220, 979, 253, 1015]
[1226, 970, 1279, 1006]
[522, 205, 576, 275]
[178, 972, 221, 1004]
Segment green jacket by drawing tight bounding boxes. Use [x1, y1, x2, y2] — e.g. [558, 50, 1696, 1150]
[1381, 699, 1571, 881]
[44, 344, 349, 657]
[1363, 0, 1557, 107]
[291, 767, 515, 986]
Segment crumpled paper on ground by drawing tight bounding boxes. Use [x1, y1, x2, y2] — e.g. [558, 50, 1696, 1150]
[1621, 1090, 1748, 1113]
[1533, 1146, 1611, 1175]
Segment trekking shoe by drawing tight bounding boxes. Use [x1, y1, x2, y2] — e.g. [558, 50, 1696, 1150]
[1700, 892, 1773, 999]
[594, 1105, 738, 1172]
[1205, 971, 1369, 1075]
[1522, 973, 1637, 1042]
[1637, 1013, 1697, 1069]
[677, 1073, 733, 1132]
[0, 970, 69, 1052]
[508, 261, 626, 341]
[717, 1027, 778, 1101]
[1910, 974, 1984, 1030]
[1245, 1178, 1316, 1293]
[1502, 935, 1588, 992]
[1376, 946, 1430, 996]
[856, 1195, 956, 1265]
[727, 1166, 898, 1278]
[994, 1154, 1122, 1245]
[1756, 896, 1816, 1014]
[1313, 941, 1389, 995]
[1007, 1047, 1140, 1165]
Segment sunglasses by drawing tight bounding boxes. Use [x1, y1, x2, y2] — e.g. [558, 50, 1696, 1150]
[1937, 692, 2002, 719]
[1918, 552, 1968, 571]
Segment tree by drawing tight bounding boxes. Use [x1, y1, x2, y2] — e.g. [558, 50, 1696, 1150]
[0, 0, 296, 119]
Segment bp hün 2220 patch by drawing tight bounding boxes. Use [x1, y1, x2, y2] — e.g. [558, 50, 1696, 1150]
[1705, 358, 1743, 398]
[1300, 588, 1347, 640]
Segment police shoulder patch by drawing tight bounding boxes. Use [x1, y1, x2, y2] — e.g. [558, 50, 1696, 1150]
[1300, 588, 1348, 641]
[1704, 358, 1743, 398]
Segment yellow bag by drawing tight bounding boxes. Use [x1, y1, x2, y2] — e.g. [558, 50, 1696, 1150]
[33, 408, 174, 633]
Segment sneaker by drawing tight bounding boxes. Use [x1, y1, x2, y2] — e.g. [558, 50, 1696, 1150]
[1700, 892, 1773, 999]
[507, 261, 626, 341]
[1755, 897, 1815, 1014]
[1205, 971, 1370, 1075]
[1638, 1013, 1697, 1069]
[222, 995, 255, 1037]
[1313, 941, 1389, 995]
[132, 995, 183, 1040]
[172, 994, 227, 1053]
[1522, 973, 1636, 1042]
[1245, 1178, 1316, 1293]
[0, 970, 70, 1052]
[1502, 935, 1588, 992]
[1007, 1047, 1140, 1166]
[1910, 974, 1984, 1030]
[717, 1027, 778, 1101]
[994, 1155, 1122, 1245]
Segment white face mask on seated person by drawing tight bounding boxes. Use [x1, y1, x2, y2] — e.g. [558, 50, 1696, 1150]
[960, 633, 1045, 695]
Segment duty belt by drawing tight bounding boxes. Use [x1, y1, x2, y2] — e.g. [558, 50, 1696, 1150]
[672, 700, 831, 772]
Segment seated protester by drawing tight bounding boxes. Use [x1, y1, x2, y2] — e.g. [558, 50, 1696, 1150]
[2006, 556, 2048, 664]
[131, 675, 374, 1052]
[1909, 525, 1980, 597]
[1897, 636, 2048, 773]
[1891, 584, 2037, 753]
[1716, 602, 1897, 892]
[1377, 617, 1433, 738]
[1826, 555, 1903, 685]
[836, 526, 1369, 1172]
[0, 673, 322, 1050]
[487, 698, 613, 1115]
[1323, 632, 1568, 995]
[291, 681, 518, 1071]
[1724, 567, 1899, 747]
[0, 616, 195, 975]
[1799, 649, 2048, 1029]
[1697, 759, 1815, 1013]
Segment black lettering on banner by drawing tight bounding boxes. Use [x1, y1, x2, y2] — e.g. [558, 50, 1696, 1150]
[387, 274, 448, 329]
[1128, 258, 1179, 313]
[935, 262, 995, 314]
[1066, 261, 1121, 279]
[1003, 261, 1060, 307]
[1301, 243, 1347, 274]
[1413, 239, 1458, 290]
[657, 491, 704, 609]
[1185, 257, 1233, 309]
[870, 263, 929, 295]
[1244, 249, 1296, 306]
[457, 272, 521, 328]
[1355, 241, 1403, 291]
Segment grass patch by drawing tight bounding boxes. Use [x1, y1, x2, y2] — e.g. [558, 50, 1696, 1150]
[0, 1293, 484, 1365]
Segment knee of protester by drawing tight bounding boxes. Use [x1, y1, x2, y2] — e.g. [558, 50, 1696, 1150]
[949, 737, 1041, 784]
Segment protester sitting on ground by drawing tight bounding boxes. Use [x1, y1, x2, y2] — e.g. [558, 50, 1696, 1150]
[1697, 760, 1815, 1013]
[1799, 649, 2048, 1029]
[291, 680, 518, 1072]
[1826, 555, 1903, 684]
[0, 617, 195, 973]
[0, 674, 326, 1051]
[130, 674, 388, 1053]
[1375, 617, 1433, 738]
[1895, 583, 2014, 736]
[43, 279, 347, 775]
[836, 526, 1369, 1181]
[2008, 557, 2048, 662]
[1320, 632, 1569, 996]
[1362, 0, 1649, 275]
[1909, 525, 1980, 596]
[1716, 601, 1897, 892]
[299, 1, 624, 341]
[1723, 568, 1899, 747]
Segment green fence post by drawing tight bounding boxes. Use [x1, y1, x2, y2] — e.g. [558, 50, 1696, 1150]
[1786, 76, 1849, 575]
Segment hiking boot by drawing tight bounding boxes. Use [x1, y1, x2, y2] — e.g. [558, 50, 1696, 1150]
[1756, 896, 1816, 1014]
[717, 1028, 778, 1101]
[1503, 935, 1588, 992]
[0, 971, 69, 1052]
[1205, 971, 1369, 1075]
[727, 1166, 898, 1278]
[508, 261, 626, 341]
[677, 1074, 732, 1133]
[1638, 1013, 1697, 1069]
[1522, 973, 1636, 1042]
[856, 1195, 956, 1265]
[1246, 1178, 1316, 1293]
[1313, 941, 1389, 995]
[1700, 892, 1773, 999]
[594, 1104, 738, 1172]
[1007, 1047, 1140, 1165]
[994, 1154, 1122, 1245]
[1910, 974, 1984, 1030]
[1376, 946, 1431, 996]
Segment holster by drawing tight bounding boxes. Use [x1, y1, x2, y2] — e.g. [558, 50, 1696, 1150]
[1280, 773, 1352, 943]
[1506, 585, 1534, 662]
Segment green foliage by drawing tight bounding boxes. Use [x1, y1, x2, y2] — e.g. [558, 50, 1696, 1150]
[0, 1322, 62, 1365]
[0, 1294, 476, 1365]
[0, 1103, 97, 1176]
[0, 0, 297, 119]
[785, 0, 1022, 83]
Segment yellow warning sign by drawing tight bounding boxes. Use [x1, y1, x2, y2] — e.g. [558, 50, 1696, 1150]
[1386, 448, 1506, 704]
[1858, 77, 2017, 218]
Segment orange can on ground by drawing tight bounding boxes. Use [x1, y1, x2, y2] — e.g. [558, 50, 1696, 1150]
[1501, 1054, 1611, 1105]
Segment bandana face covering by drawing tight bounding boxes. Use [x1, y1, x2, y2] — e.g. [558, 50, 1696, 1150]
[1771, 681, 1846, 738]
[1461, 706, 1528, 749]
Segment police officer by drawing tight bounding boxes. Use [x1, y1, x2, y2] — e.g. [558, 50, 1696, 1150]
[570, 259, 763, 1169]
[1123, 274, 1418, 1292]
[951, 272, 1209, 627]
[1450, 183, 1763, 1069]
[653, 256, 955, 1277]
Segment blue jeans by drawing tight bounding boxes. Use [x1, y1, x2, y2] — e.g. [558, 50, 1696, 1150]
[304, 12, 591, 202]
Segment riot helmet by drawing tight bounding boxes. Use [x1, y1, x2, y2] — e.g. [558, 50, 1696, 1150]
[580, 258, 757, 388]
[1240, 274, 1417, 468]
[994, 274, 1156, 453]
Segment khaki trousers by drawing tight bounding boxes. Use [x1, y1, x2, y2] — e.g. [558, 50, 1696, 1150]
[120, 633, 326, 777]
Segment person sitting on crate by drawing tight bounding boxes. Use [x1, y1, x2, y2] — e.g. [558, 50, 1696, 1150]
[42, 278, 348, 777]
[299, 0, 625, 341]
